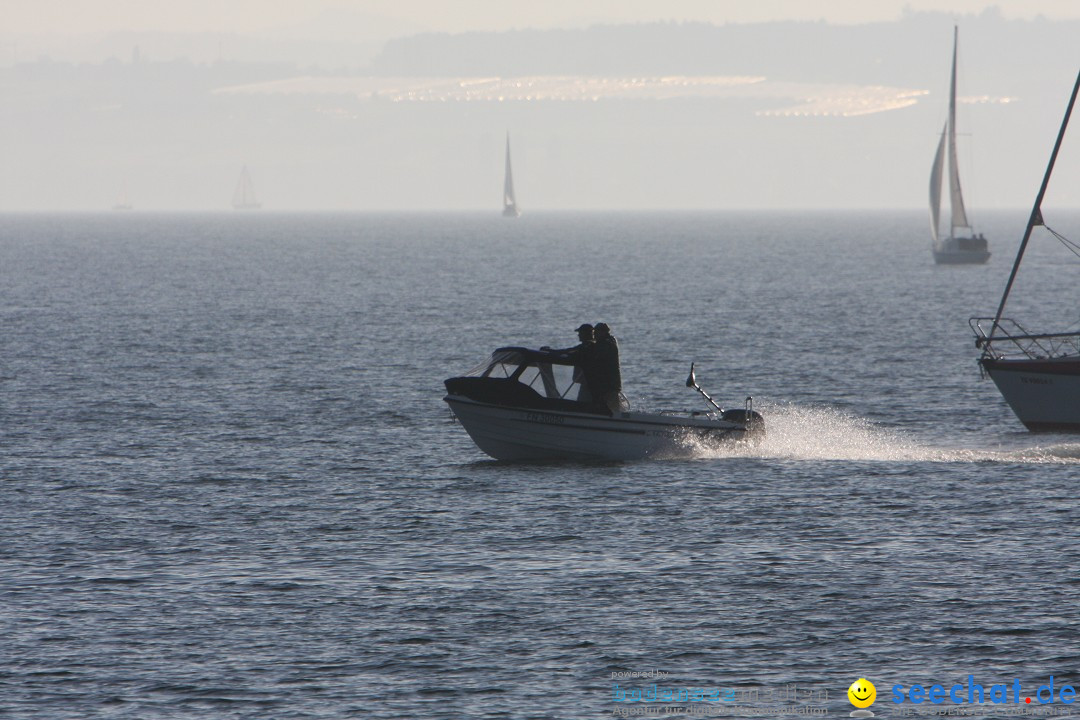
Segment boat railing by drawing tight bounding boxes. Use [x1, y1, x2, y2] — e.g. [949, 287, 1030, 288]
[969, 317, 1080, 360]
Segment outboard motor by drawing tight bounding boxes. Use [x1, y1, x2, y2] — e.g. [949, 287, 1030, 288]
[721, 404, 766, 440]
[687, 366, 765, 441]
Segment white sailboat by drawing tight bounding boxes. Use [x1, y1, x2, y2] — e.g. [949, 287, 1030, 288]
[112, 191, 133, 211]
[970, 70, 1080, 431]
[929, 27, 989, 264]
[502, 134, 520, 218]
[232, 165, 262, 210]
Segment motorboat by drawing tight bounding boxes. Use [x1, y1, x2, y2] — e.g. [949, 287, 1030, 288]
[444, 346, 763, 461]
[970, 69, 1080, 430]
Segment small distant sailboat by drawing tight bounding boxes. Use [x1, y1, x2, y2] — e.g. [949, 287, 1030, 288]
[502, 134, 520, 218]
[232, 165, 262, 210]
[112, 185, 133, 211]
[929, 27, 989, 264]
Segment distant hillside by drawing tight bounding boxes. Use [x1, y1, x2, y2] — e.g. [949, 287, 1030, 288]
[367, 9, 1079, 95]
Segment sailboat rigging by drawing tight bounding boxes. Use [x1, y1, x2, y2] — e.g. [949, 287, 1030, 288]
[502, 134, 520, 218]
[969, 69, 1080, 430]
[929, 27, 989, 264]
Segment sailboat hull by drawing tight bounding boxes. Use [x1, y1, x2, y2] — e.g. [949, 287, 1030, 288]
[934, 235, 990, 264]
[934, 249, 990, 264]
[982, 357, 1080, 431]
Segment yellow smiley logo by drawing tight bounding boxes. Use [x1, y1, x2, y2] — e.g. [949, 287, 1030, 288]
[848, 678, 877, 709]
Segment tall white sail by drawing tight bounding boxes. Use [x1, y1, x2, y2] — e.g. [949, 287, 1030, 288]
[929, 125, 946, 246]
[946, 27, 970, 233]
[232, 165, 261, 210]
[502, 134, 519, 217]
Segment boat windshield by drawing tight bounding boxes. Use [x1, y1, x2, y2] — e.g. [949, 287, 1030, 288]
[463, 346, 586, 401]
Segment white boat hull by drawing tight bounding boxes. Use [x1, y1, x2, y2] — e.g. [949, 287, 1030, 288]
[982, 358, 1080, 431]
[445, 395, 750, 461]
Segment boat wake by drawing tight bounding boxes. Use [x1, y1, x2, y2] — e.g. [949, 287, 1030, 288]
[682, 403, 1080, 464]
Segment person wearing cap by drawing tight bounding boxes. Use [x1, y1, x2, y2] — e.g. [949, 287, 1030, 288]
[551, 323, 593, 355]
[593, 322, 624, 413]
[552, 323, 599, 403]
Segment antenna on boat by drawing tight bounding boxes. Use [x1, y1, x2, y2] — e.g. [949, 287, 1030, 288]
[686, 363, 724, 413]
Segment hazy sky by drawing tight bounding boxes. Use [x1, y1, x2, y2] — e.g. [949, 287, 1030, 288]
[6, 0, 1080, 35]
[4, 1, 1080, 211]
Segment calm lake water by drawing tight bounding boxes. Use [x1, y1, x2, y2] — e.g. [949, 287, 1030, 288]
[2, 211, 1079, 719]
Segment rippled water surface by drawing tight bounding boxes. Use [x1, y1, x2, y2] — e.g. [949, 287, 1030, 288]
[2, 211, 1080, 719]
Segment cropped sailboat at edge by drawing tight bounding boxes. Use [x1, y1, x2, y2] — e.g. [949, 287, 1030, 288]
[929, 27, 989, 264]
[970, 69, 1080, 431]
[232, 165, 262, 210]
[502, 134, 520, 218]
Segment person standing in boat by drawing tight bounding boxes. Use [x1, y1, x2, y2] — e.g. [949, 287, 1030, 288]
[593, 322, 624, 413]
[552, 323, 599, 402]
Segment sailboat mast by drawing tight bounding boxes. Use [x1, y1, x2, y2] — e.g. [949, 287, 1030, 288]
[990, 69, 1080, 337]
[948, 27, 958, 164]
[947, 26, 970, 233]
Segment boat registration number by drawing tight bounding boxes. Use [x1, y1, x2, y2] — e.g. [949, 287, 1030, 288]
[525, 412, 565, 425]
